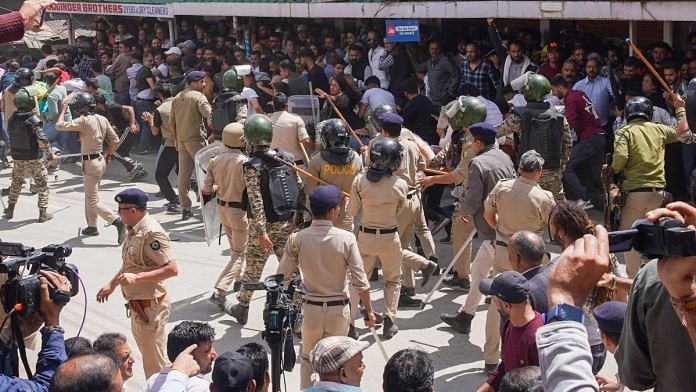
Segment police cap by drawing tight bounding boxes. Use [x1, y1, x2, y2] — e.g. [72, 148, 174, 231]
[468, 122, 497, 139]
[378, 112, 403, 126]
[309, 185, 343, 211]
[592, 301, 627, 336]
[114, 188, 149, 207]
[185, 70, 206, 84]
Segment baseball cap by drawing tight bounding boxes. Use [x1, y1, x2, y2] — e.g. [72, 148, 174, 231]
[164, 47, 182, 56]
[114, 188, 148, 206]
[519, 150, 545, 172]
[309, 185, 343, 211]
[479, 271, 530, 304]
[310, 336, 369, 375]
[212, 352, 254, 391]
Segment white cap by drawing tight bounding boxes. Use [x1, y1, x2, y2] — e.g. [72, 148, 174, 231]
[165, 47, 182, 56]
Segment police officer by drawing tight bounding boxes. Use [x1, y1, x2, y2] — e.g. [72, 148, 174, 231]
[347, 138, 407, 338]
[211, 66, 248, 140]
[270, 93, 311, 166]
[55, 92, 126, 243]
[277, 185, 376, 388]
[170, 70, 213, 221]
[227, 114, 302, 325]
[2, 68, 34, 131]
[202, 122, 249, 312]
[96, 188, 179, 379]
[609, 95, 694, 277]
[496, 73, 572, 201]
[3, 87, 56, 222]
[418, 95, 488, 290]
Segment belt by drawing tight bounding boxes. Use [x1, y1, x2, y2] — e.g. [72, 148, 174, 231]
[134, 294, 167, 308]
[628, 187, 664, 193]
[495, 240, 508, 248]
[294, 160, 304, 165]
[359, 226, 398, 234]
[218, 199, 244, 209]
[82, 153, 101, 161]
[407, 192, 417, 199]
[303, 299, 349, 307]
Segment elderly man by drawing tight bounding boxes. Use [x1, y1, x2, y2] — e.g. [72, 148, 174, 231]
[303, 336, 370, 392]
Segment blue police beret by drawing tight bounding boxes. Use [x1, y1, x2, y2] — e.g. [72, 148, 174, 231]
[186, 70, 206, 84]
[114, 188, 149, 206]
[309, 185, 343, 210]
[468, 122, 497, 138]
[378, 112, 404, 125]
[592, 301, 627, 335]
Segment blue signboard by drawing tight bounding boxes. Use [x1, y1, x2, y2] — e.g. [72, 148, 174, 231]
[385, 20, 420, 43]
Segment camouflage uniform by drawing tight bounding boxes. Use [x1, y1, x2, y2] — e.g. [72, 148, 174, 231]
[9, 159, 50, 208]
[496, 112, 571, 201]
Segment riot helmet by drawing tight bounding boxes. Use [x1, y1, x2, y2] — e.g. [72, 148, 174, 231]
[624, 96, 654, 122]
[319, 119, 351, 152]
[369, 103, 396, 132]
[243, 114, 273, 146]
[367, 138, 403, 182]
[222, 122, 245, 148]
[13, 68, 34, 88]
[70, 92, 96, 116]
[522, 73, 551, 102]
[443, 96, 487, 130]
[223, 67, 243, 91]
[13, 87, 36, 112]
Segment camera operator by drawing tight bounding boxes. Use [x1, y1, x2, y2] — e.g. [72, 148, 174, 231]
[0, 270, 69, 391]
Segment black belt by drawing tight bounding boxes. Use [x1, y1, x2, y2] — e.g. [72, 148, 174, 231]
[303, 299, 349, 307]
[407, 192, 416, 199]
[82, 153, 101, 161]
[495, 240, 508, 248]
[218, 199, 244, 209]
[628, 187, 663, 193]
[294, 160, 304, 165]
[359, 226, 398, 234]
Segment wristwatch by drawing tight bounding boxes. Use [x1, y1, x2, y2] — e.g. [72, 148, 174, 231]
[543, 303, 585, 325]
[41, 325, 65, 335]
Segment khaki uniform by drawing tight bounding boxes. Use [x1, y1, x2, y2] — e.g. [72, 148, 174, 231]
[56, 114, 119, 227]
[347, 172, 407, 320]
[481, 176, 555, 364]
[120, 214, 174, 378]
[269, 111, 309, 164]
[202, 147, 249, 295]
[305, 151, 362, 231]
[170, 87, 212, 209]
[277, 220, 370, 388]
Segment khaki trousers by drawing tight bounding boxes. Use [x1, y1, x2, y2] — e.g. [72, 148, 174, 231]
[214, 206, 249, 294]
[300, 303, 350, 388]
[357, 231, 402, 320]
[131, 297, 170, 379]
[451, 212, 475, 276]
[398, 195, 437, 289]
[460, 241, 495, 316]
[619, 190, 664, 278]
[82, 157, 116, 227]
[177, 139, 207, 209]
[481, 242, 513, 365]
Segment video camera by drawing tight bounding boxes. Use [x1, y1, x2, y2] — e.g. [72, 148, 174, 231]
[0, 242, 79, 316]
[608, 218, 696, 258]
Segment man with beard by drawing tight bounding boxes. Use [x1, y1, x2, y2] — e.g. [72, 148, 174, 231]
[345, 44, 372, 88]
[460, 42, 498, 100]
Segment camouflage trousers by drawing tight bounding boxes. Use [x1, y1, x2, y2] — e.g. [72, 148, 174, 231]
[237, 220, 294, 307]
[8, 159, 48, 208]
[539, 169, 566, 202]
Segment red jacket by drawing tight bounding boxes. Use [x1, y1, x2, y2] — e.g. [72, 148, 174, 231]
[0, 11, 25, 45]
[564, 88, 605, 141]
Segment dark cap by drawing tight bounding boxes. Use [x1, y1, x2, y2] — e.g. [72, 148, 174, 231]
[186, 70, 206, 84]
[479, 271, 529, 303]
[114, 188, 148, 206]
[212, 351, 254, 391]
[592, 301, 627, 335]
[519, 150, 545, 172]
[378, 112, 403, 125]
[309, 185, 343, 211]
[468, 122, 497, 139]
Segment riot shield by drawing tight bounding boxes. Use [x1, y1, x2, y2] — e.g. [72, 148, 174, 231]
[194, 141, 227, 246]
[287, 95, 320, 142]
[687, 78, 696, 132]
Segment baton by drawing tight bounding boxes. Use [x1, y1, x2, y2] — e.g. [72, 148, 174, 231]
[298, 141, 311, 166]
[625, 38, 679, 102]
[321, 93, 365, 148]
[422, 228, 477, 307]
[424, 168, 448, 176]
[369, 325, 389, 361]
[267, 152, 349, 197]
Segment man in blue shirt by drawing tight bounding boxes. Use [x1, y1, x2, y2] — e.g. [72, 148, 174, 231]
[573, 58, 614, 128]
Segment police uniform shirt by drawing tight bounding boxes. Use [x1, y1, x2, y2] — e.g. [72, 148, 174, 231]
[306, 152, 362, 195]
[153, 98, 175, 147]
[484, 177, 555, 237]
[347, 173, 408, 229]
[55, 113, 119, 154]
[121, 214, 174, 300]
[170, 87, 212, 142]
[202, 148, 248, 202]
[269, 110, 309, 161]
[277, 220, 370, 302]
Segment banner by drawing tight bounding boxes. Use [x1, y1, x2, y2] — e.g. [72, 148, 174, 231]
[48, 2, 173, 18]
[385, 20, 420, 43]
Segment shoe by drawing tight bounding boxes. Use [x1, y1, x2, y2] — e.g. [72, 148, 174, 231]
[431, 217, 451, 235]
[3, 204, 15, 219]
[113, 217, 126, 245]
[360, 308, 384, 324]
[128, 165, 147, 181]
[209, 293, 226, 310]
[232, 281, 242, 292]
[402, 286, 416, 297]
[382, 316, 398, 339]
[348, 324, 359, 340]
[431, 257, 441, 276]
[420, 260, 439, 287]
[398, 293, 423, 309]
[38, 208, 53, 223]
[81, 226, 99, 236]
[1, 188, 9, 196]
[439, 236, 452, 244]
[227, 304, 249, 325]
[440, 311, 474, 334]
[442, 274, 471, 291]
[369, 268, 379, 281]
[182, 209, 192, 221]
[484, 363, 498, 376]
[166, 203, 183, 214]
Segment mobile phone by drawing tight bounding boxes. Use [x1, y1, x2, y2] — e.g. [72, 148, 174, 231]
[35, 9, 46, 28]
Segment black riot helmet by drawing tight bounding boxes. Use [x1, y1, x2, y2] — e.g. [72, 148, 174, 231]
[624, 96, 654, 122]
[369, 103, 396, 131]
[70, 92, 96, 116]
[13, 68, 34, 88]
[319, 119, 351, 152]
[367, 138, 403, 182]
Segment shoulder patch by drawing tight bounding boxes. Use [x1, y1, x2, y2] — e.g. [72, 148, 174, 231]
[150, 241, 161, 251]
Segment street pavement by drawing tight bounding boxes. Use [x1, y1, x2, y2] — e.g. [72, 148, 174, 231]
[0, 152, 619, 391]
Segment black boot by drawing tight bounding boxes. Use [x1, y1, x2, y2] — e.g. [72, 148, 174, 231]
[113, 217, 126, 245]
[382, 316, 398, 339]
[431, 257, 441, 276]
[360, 308, 384, 324]
[232, 281, 242, 292]
[442, 273, 471, 291]
[182, 208, 193, 221]
[348, 324, 359, 340]
[227, 304, 249, 325]
[38, 208, 53, 223]
[81, 226, 99, 236]
[3, 203, 15, 219]
[402, 286, 416, 297]
[420, 260, 439, 287]
[440, 311, 474, 334]
[128, 162, 147, 181]
[398, 292, 423, 309]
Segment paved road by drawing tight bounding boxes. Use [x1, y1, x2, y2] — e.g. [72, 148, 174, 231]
[0, 152, 618, 391]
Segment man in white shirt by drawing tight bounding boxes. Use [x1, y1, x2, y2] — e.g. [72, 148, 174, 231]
[366, 30, 388, 89]
[34, 44, 59, 71]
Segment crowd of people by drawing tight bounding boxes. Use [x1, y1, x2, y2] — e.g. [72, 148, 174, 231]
[1, 0, 696, 391]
